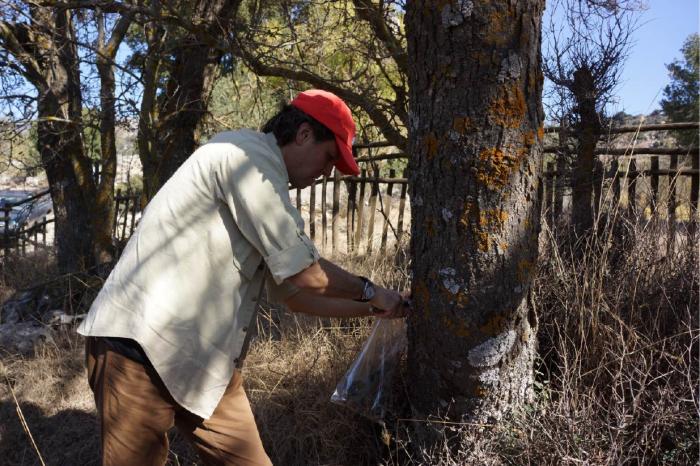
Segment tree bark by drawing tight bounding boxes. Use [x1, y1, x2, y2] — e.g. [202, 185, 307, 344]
[139, 0, 241, 200]
[32, 7, 97, 273]
[94, 8, 133, 266]
[405, 0, 544, 438]
[571, 66, 601, 236]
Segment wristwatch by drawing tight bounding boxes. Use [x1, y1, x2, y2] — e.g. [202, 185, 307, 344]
[355, 276, 376, 302]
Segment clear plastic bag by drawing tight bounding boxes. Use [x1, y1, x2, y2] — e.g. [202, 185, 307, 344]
[331, 318, 406, 420]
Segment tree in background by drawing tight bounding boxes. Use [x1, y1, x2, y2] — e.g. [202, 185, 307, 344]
[405, 0, 544, 451]
[543, 0, 640, 235]
[0, 2, 132, 272]
[660, 33, 699, 148]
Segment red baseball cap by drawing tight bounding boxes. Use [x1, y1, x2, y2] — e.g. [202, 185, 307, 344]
[290, 89, 359, 176]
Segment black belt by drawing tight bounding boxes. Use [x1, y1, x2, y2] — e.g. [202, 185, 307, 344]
[101, 336, 149, 365]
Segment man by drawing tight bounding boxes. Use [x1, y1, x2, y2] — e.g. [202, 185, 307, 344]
[78, 89, 409, 466]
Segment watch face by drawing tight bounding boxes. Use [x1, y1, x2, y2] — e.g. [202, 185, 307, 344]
[364, 281, 376, 301]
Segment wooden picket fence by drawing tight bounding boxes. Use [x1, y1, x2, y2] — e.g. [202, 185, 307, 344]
[3, 121, 698, 257]
[541, 122, 699, 223]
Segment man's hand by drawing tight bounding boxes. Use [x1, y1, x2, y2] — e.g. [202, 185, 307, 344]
[370, 289, 411, 319]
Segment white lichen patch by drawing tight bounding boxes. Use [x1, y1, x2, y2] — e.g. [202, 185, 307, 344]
[439, 267, 461, 294]
[497, 52, 523, 82]
[468, 330, 517, 368]
[441, 0, 474, 27]
[479, 367, 500, 385]
[441, 207, 453, 222]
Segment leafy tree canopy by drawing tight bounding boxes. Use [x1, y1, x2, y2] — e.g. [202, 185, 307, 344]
[660, 33, 699, 147]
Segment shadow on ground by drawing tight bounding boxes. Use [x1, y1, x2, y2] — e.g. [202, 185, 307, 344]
[0, 402, 201, 465]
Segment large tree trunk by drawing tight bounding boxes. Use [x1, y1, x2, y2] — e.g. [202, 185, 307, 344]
[571, 66, 601, 236]
[405, 0, 544, 438]
[139, 0, 241, 201]
[34, 7, 97, 273]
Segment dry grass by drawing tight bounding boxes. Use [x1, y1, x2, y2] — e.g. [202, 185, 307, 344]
[0, 214, 697, 465]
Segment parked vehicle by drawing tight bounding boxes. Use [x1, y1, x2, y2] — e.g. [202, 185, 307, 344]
[0, 190, 53, 243]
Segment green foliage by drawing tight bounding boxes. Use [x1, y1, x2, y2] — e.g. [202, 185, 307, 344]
[660, 33, 699, 147]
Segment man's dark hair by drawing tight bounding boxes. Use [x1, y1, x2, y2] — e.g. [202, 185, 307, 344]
[262, 105, 335, 146]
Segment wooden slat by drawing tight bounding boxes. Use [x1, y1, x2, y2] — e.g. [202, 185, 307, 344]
[692, 153, 699, 220]
[296, 188, 301, 212]
[668, 155, 678, 223]
[120, 191, 129, 240]
[650, 156, 659, 214]
[321, 176, 328, 249]
[366, 168, 380, 254]
[354, 169, 367, 251]
[332, 170, 340, 253]
[627, 158, 637, 212]
[593, 160, 603, 219]
[545, 162, 554, 220]
[396, 168, 408, 245]
[309, 180, 316, 242]
[113, 188, 121, 238]
[544, 121, 700, 134]
[347, 179, 356, 252]
[380, 169, 396, 252]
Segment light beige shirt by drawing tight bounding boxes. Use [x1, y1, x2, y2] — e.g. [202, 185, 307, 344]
[78, 130, 316, 418]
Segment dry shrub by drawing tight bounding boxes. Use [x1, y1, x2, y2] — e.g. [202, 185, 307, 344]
[398, 215, 698, 465]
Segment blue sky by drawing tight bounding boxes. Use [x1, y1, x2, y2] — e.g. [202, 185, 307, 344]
[610, 0, 699, 115]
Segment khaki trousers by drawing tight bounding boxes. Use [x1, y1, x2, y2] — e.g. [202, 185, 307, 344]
[85, 337, 272, 466]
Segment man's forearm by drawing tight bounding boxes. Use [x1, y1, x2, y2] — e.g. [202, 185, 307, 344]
[284, 290, 374, 318]
[285, 258, 364, 300]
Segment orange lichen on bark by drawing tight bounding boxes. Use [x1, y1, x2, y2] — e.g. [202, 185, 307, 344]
[452, 116, 473, 133]
[479, 209, 508, 229]
[476, 231, 490, 252]
[475, 147, 517, 189]
[459, 202, 478, 229]
[523, 131, 536, 147]
[424, 133, 438, 160]
[485, 10, 508, 46]
[517, 259, 534, 283]
[414, 280, 430, 317]
[537, 125, 545, 140]
[490, 84, 527, 128]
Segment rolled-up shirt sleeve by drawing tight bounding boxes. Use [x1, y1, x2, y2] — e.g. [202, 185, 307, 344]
[211, 135, 320, 284]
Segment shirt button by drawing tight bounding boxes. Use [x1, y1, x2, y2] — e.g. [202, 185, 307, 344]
[242, 327, 248, 333]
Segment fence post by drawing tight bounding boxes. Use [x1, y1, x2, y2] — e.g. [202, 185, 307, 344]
[611, 158, 621, 207]
[347, 178, 357, 252]
[627, 157, 637, 213]
[354, 168, 367, 251]
[593, 159, 603, 221]
[321, 175, 328, 250]
[650, 155, 659, 215]
[309, 180, 316, 242]
[121, 189, 130, 240]
[296, 188, 302, 212]
[332, 170, 340, 254]
[2, 204, 10, 257]
[545, 162, 554, 224]
[396, 168, 408, 246]
[113, 189, 122, 239]
[380, 169, 396, 253]
[691, 152, 699, 224]
[366, 168, 380, 254]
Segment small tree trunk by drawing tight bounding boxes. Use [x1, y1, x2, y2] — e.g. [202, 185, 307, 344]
[571, 66, 601, 237]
